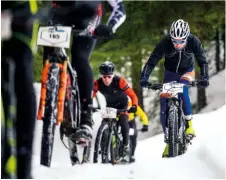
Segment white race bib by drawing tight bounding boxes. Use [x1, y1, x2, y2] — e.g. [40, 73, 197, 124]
[101, 107, 118, 119]
[162, 82, 184, 97]
[37, 26, 72, 48]
[1, 11, 12, 40]
[129, 128, 135, 136]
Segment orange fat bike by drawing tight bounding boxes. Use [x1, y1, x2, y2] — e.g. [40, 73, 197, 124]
[36, 24, 93, 167]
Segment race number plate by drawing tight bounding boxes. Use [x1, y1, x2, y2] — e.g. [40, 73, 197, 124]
[162, 82, 184, 97]
[101, 107, 118, 119]
[129, 128, 135, 136]
[37, 26, 72, 48]
[1, 11, 12, 40]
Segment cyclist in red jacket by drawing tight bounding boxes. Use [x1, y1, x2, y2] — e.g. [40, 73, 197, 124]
[93, 61, 138, 163]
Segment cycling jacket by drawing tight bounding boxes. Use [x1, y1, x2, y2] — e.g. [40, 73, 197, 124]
[93, 75, 138, 109]
[141, 33, 209, 78]
[51, 0, 126, 33]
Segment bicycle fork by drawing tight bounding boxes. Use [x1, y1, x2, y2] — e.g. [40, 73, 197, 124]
[165, 99, 186, 144]
[37, 59, 68, 125]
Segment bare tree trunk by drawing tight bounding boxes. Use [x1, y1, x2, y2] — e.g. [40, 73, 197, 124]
[215, 28, 221, 72]
[196, 72, 207, 111]
[131, 53, 143, 109]
[222, 23, 225, 69]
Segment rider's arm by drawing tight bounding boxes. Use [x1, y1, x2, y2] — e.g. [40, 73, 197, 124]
[192, 34, 209, 79]
[86, 4, 102, 34]
[136, 106, 148, 125]
[93, 80, 99, 98]
[118, 77, 138, 106]
[106, 0, 126, 33]
[141, 37, 166, 78]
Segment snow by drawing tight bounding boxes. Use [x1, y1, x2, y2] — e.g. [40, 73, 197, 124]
[32, 80, 226, 178]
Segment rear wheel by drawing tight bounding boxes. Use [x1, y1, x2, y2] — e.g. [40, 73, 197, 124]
[40, 63, 60, 167]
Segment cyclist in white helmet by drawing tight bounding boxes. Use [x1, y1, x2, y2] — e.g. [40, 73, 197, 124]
[140, 19, 209, 157]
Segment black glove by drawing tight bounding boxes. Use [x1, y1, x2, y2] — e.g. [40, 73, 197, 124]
[199, 77, 209, 88]
[128, 105, 137, 113]
[141, 125, 148, 132]
[140, 64, 153, 87]
[199, 63, 209, 88]
[94, 24, 113, 38]
[140, 76, 149, 87]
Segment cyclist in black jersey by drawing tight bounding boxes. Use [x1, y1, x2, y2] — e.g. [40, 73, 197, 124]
[45, 0, 126, 144]
[140, 19, 209, 157]
[93, 61, 138, 162]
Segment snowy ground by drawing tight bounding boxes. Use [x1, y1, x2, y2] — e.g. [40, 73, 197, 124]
[32, 69, 225, 179]
[32, 102, 226, 178]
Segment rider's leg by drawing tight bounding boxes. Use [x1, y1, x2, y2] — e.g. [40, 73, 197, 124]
[118, 113, 130, 146]
[71, 35, 97, 138]
[128, 120, 137, 162]
[118, 113, 130, 162]
[179, 68, 195, 136]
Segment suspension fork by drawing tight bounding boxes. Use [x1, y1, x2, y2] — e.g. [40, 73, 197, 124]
[105, 120, 114, 157]
[171, 97, 184, 127]
[165, 98, 179, 141]
[57, 60, 68, 124]
[37, 60, 50, 120]
[167, 97, 185, 143]
[37, 59, 68, 125]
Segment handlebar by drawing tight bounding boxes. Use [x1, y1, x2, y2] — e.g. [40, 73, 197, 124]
[92, 107, 128, 114]
[116, 109, 129, 114]
[145, 80, 203, 91]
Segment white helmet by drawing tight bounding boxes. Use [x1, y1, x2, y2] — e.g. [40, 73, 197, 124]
[170, 19, 190, 39]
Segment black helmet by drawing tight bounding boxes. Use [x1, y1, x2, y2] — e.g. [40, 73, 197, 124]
[99, 61, 115, 75]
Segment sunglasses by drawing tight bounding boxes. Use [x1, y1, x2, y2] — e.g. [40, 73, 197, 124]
[102, 75, 113, 79]
[172, 39, 187, 44]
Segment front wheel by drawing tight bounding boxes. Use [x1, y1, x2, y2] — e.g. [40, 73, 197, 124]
[93, 121, 109, 163]
[167, 103, 179, 157]
[40, 63, 60, 167]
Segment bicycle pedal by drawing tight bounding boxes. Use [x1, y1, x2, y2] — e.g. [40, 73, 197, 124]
[186, 134, 195, 141]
